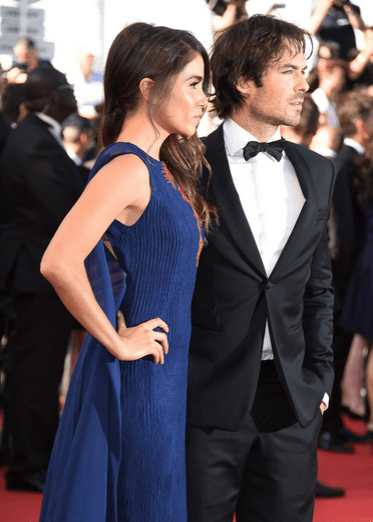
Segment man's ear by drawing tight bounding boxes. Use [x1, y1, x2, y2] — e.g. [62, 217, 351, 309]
[356, 118, 370, 142]
[235, 77, 252, 95]
[139, 78, 155, 101]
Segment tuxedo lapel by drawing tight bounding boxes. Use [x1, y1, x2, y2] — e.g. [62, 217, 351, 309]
[204, 126, 267, 277]
[270, 143, 318, 279]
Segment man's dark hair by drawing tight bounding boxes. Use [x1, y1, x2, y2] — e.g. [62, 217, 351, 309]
[24, 66, 68, 112]
[210, 14, 313, 120]
[1, 83, 26, 123]
[337, 90, 373, 137]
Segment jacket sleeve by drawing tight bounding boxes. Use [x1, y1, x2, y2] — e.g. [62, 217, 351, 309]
[302, 216, 335, 397]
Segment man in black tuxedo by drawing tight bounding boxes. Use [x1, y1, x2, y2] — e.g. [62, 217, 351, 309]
[186, 15, 335, 522]
[0, 66, 85, 491]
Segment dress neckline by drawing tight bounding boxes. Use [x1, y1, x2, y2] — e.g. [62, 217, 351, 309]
[114, 141, 163, 166]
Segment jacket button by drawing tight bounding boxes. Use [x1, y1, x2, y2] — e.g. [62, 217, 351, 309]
[265, 281, 273, 289]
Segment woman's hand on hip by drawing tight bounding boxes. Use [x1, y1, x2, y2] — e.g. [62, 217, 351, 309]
[116, 311, 169, 364]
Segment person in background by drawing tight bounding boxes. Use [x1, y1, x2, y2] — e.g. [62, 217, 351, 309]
[206, 0, 249, 33]
[1, 83, 28, 126]
[62, 112, 94, 173]
[0, 109, 11, 367]
[310, 0, 366, 62]
[319, 90, 373, 452]
[0, 66, 86, 492]
[66, 45, 103, 120]
[6, 37, 51, 84]
[186, 15, 335, 522]
[339, 139, 373, 440]
[311, 52, 346, 128]
[347, 26, 373, 86]
[280, 93, 320, 148]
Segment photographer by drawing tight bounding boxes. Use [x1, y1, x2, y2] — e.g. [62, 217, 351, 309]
[206, 0, 248, 32]
[310, 0, 366, 61]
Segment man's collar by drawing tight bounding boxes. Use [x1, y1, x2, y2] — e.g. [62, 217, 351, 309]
[35, 112, 62, 136]
[67, 149, 83, 166]
[343, 137, 365, 155]
[223, 117, 282, 157]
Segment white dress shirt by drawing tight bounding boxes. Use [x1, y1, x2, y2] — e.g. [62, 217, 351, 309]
[223, 117, 305, 360]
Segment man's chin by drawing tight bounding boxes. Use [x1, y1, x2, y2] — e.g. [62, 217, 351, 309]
[282, 115, 302, 127]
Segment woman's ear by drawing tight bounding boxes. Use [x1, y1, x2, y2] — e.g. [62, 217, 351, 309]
[139, 77, 155, 101]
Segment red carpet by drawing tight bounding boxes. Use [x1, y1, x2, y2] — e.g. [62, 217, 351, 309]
[315, 415, 373, 522]
[0, 415, 372, 522]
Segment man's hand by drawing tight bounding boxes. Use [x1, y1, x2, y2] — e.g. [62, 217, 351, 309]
[320, 402, 327, 415]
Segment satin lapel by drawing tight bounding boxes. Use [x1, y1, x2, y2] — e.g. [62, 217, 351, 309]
[204, 126, 266, 277]
[270, 142, 318, 279]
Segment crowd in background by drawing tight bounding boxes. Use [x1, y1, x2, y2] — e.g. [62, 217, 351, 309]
[0, 0, 373, 495]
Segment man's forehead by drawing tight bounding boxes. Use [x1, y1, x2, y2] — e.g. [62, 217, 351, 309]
[270, 52, 307, 70]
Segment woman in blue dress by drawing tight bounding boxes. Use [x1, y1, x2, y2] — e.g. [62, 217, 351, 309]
[39, 22, 215, 521]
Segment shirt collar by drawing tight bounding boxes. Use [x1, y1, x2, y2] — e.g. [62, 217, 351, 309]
[35, 112, 62, 138]
[343, 137, 365, 155]
[223, 117, 282, 157]
[67, 149, 83, 166]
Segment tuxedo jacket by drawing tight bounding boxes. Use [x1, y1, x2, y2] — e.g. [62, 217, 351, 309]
[0, 113, 85, 295]
[187, 126, 335, 431]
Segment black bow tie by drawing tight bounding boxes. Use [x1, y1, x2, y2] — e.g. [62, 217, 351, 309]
[243, 138, 287, 162]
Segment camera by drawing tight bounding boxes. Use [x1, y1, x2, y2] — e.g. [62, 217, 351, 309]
[206, 0, 248, 17]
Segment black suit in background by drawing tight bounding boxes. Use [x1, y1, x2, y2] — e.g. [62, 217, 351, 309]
[0, 111, 11, 351]
[321, 143, 365, 436]
[0, 111, 11, 229]
[0, 113, 85, 483]
[186, 127, 335, 521]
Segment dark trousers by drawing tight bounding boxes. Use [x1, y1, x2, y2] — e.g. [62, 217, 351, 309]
[4, 293, 73, 479]
[186, 362, 323, 522]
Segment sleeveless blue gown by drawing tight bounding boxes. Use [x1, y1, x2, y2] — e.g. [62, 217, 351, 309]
[39, 142, 203, 521]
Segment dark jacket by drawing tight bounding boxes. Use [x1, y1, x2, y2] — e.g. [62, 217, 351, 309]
[0, 113, 85, 295]
[187, 126, 335, 431]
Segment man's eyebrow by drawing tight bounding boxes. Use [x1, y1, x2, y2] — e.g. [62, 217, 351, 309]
[279, 63, 307, 71]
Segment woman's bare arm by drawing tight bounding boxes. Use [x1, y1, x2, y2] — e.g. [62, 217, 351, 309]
[41, 154, 168, 363]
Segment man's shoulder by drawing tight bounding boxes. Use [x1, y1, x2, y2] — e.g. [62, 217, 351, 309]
[201, 125, 224, 150]
[3, 114, 68, 163]
[5, 114, 51, 148]
[334, 143, 358, 173]
[286, 142, 334, 171]
[335, 142, 358, 161]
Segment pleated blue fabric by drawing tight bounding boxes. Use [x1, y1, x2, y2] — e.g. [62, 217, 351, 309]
[39, 142, 202, 521]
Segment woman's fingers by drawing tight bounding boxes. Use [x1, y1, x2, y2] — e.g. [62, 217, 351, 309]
[117, 310, 127, 332]
[144, 317, 169, 333]
[153, 331, 169, 355]
[116, 315, 169, 364]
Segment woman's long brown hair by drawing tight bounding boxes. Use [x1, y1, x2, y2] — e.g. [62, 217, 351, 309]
[98, 22, 217, 232]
